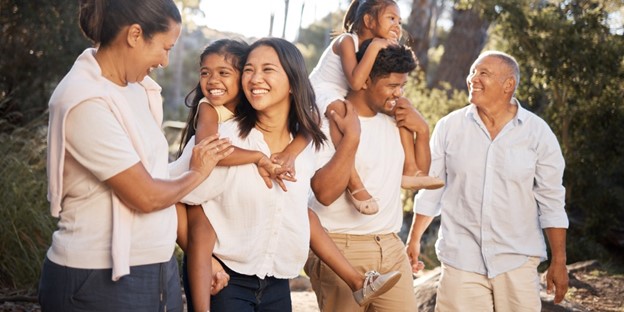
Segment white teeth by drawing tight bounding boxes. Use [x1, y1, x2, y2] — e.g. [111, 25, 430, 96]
[209, 89, 225, 95]
[252, 89, 268, 95]
[148, 65, 162, 73]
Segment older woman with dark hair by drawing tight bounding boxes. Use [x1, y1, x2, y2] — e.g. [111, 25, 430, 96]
[39, 0, 232, 311]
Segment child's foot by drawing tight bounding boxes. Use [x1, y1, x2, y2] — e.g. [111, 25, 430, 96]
[401, 171, 444, 190]
[352, 270, 402, 306]
[347, 188, 379, 215]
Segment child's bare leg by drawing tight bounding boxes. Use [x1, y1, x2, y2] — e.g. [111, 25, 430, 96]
[326, 100, 378, 213]
[400, 127, 419, 177]
[413, 122, 432, 174]
[308, 209, 362, 291]
[187, 204, 216, 312]
[176, 202, 189, 251]
[397, 106, 444, 190]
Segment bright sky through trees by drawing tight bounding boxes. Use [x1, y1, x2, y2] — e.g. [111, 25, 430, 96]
[197, 0, 343, 40]
[196, 0, 414, 40]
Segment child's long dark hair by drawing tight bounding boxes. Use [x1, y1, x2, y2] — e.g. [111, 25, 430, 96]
[178, 39, 249, 156]
[342, 0, 397, 34]
[235, 37, 326, 150]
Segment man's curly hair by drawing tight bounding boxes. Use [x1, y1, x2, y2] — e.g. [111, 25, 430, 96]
[356, 39, 418, 81]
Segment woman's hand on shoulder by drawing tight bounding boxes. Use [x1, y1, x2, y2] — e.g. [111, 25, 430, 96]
[190, 134, 233, 178]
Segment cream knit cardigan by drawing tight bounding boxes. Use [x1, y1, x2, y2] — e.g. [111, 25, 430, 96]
[47, 48, 163, 281]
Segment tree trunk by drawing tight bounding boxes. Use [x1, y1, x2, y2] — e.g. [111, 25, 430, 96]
[269, 12, 275, 37]
[430, 6, 490, 92]
[405, 0, 435, 73]
[296, 2, 305, 41]
[282, 0, 290, 39]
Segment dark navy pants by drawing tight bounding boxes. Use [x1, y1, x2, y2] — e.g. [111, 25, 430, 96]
[38, 255, 182, 312]
[183, 256, 292, 312]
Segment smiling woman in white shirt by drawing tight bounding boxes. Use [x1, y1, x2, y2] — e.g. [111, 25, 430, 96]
[169, 37, 361, 311]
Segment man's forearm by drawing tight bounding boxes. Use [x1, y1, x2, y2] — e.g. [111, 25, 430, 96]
[311, 132, 359, 205]
[545, 227, 567, 264]
[408, 213, 435, 243]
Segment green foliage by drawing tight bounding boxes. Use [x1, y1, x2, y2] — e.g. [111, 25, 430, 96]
[399, 70, 467, 218]
[0, 115, 55, 290]
[296, 10, 345, 73]
[0, 0, 89, 129]
[404, 70, 468, 127]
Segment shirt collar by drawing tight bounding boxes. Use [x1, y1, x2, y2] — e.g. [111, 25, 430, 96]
[466, 97, 528, 126]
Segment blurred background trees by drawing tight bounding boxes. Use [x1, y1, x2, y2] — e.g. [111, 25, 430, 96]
[0, 0, 88, 131]
[0, 0, 622, 291]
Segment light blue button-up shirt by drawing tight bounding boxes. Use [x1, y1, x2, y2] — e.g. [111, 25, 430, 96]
[414, 100, 568, 278]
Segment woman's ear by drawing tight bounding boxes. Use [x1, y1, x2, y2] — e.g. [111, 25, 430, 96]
[127, 24, 143, 47]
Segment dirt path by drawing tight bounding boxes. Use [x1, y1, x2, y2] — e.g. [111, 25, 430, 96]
[291, 291, 320, 312]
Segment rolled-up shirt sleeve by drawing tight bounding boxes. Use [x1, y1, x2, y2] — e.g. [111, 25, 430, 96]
[413, 116, 447, 217]
[534, 125, 568, 229]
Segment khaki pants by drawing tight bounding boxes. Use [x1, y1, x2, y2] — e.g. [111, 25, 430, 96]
[435, 257, 542, 312]
[305, 233, 417, 312]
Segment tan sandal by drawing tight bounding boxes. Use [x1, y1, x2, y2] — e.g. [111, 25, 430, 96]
[401, 171, 444, 190]
[348, 188, 380, 215]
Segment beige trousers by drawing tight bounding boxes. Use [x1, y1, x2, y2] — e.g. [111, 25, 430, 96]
[305, 233, 418, 312]
[435, 257, 542, 312]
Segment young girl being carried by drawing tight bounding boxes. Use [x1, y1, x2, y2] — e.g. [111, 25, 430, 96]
[174, 38, 401, 312]
[309, 0, 444, 215]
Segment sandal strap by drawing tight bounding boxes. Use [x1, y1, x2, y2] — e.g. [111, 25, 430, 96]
[350, 188, 367, 196]
[362, 271, 380, 297]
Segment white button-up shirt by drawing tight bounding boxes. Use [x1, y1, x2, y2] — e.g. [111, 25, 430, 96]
[414, 101, 568, 278]
[170, 120, 315, 279]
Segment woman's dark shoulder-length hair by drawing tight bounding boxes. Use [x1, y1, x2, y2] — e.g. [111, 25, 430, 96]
[236, 37, 326, 150]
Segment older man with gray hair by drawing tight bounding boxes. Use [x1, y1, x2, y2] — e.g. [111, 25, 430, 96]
[407, 51, 569, 311]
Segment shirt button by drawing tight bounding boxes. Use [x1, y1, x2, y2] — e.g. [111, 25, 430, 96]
[375, 236, 381, 242]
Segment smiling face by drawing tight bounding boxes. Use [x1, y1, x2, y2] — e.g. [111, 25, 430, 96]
[372, 3, 402, 40]
[129, 20, 181, 83]
[467, 55, 515, 107]
[364, 72, 407, 115]
[241, 45, 291, 113]
[199, 53, 242, 109]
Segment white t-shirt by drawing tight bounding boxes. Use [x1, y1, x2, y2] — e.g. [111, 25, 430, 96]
[309, 113, 404, 234]
[170, 119, 315, 279]
[47, 82, 176, 269]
